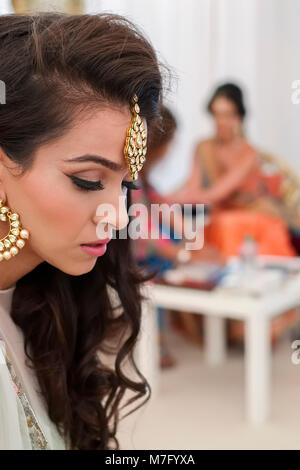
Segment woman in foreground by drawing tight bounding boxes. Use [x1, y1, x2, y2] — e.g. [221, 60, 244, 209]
[0, 12, 163, 450]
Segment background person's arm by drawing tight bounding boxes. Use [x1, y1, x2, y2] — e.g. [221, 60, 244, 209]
[165, 149, 258, 205]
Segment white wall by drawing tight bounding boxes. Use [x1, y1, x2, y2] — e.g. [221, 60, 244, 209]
[255, 0, 300, 170]
[0, 1, 14, 13]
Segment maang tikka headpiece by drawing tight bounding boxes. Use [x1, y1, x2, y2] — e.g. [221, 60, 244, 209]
[124, 94, 147, 181]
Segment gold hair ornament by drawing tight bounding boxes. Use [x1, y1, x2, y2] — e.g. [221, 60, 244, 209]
[0, 199, 29, 262]
[124, 94, 147, 181]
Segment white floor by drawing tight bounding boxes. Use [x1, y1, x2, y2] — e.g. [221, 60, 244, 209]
[117, 325, 300, 450]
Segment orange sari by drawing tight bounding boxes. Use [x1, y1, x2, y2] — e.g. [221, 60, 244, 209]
[197, 140, 296, 258]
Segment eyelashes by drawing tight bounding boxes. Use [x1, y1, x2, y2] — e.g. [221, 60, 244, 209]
[70, 175, 104, 191]
[69, 175, 140, 192]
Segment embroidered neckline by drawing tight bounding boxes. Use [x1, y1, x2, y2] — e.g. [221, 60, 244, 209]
[3, 347, 51, 450]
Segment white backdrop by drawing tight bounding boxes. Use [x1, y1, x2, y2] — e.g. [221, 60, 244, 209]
[1, 0, 299, 192]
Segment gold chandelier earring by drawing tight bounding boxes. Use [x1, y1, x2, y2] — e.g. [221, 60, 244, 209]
[0, 199, 29, 262]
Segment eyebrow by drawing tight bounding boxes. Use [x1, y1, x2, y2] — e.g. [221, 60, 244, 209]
[63, 154, 127, 172]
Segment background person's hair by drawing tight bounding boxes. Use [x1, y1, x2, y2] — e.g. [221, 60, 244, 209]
[147, 105, 177, 156]
[0, 12, 165, 450]
[142, 105, 177, 181]
[207, 82, 246, 119]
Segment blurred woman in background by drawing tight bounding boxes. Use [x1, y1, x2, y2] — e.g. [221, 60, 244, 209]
[164, 82, 295, 258]
[163, 83, 297, 346]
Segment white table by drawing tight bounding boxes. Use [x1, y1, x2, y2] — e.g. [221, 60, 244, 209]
[141, 271, 300, 425]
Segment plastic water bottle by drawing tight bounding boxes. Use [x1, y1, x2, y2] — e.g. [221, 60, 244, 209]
[239, 234, 257, 272]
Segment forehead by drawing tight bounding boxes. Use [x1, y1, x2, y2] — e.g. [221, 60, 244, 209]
[211, 96, 236, 113]
[35, 105, 133, 170]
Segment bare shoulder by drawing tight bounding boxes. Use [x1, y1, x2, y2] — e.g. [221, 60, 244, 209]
[241, 141, 260, 170]
[195, 138, 213, 157]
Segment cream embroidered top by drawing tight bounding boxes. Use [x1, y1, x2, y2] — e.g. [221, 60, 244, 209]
[0, 285, 69, 450]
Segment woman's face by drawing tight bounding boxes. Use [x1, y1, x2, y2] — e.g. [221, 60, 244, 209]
[210, 96, 242, 140]
[0, 105, 140, 276]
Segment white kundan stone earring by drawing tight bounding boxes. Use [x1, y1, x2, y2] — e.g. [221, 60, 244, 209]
[0, 198, 29, 261]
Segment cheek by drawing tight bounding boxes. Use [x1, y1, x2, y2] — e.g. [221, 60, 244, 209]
[12, 176, 88, 244]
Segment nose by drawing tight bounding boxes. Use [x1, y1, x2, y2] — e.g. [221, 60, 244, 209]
[93, 193, 129, 238]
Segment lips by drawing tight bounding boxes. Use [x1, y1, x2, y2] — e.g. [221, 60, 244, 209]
[80, 238, 112, 258]
[80, 243, 108, 257]
[81, 238, 112, 246]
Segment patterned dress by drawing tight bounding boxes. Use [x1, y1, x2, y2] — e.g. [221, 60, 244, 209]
[0, 285, 69, 450]
[0, 342, 51, 449]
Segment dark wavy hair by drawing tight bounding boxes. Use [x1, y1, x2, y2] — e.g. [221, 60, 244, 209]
[0, 12, 165, 450]
[207, 82, 246, 119]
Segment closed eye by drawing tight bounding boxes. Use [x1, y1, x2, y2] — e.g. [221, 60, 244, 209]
[69, 175, 104, 191]
[69, 175, 141, 192]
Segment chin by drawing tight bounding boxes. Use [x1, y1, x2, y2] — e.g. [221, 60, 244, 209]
[52, 259, 97, 276]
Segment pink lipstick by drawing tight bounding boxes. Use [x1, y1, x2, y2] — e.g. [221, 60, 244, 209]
[80, 238, 111, 257]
